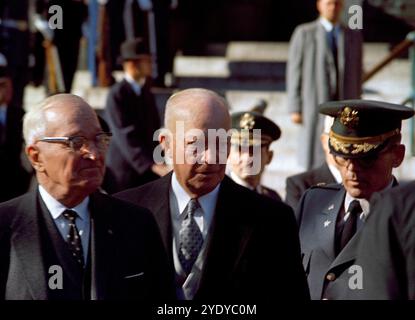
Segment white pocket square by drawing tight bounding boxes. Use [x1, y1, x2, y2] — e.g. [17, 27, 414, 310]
[124, 272, 144, 279]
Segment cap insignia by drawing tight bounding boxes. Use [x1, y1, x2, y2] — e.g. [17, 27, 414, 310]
[240, 113, 255, 130]
[340, 107, 359, 128]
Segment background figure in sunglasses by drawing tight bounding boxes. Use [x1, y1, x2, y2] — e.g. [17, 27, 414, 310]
[0, 94, 173, 300]
[295, 99, 414, 300]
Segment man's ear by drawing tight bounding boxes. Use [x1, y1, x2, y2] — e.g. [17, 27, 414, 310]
[26, 145, 44, 172]
[265, 149, 274, 165]
[392, 144, 405, 168]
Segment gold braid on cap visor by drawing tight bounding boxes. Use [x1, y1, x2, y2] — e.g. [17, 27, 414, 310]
[329, 128, 400, 155]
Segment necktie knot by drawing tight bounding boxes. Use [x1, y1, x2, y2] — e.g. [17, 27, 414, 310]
[186, 198, 200, 218]
[347, 200, 363, 217]
[63, 209, 78, 223]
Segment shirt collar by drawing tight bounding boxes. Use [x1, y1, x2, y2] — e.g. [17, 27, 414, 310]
[344, 178, 395, 220]
[124, 73, 143, 95]
[319, 17, 340, 32]
[171, 171, 220, 218]
[38, 185, 90, 221]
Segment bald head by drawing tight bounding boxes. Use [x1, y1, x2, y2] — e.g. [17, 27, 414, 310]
[24, 93, 107, 207]
[24, 94, 99, 145]
[164, 88, 231, 133]
[161, 88, 231, 198]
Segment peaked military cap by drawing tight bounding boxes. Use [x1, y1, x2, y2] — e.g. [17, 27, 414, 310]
[231, 111, 281, 147]
[319, 99, 414, 158]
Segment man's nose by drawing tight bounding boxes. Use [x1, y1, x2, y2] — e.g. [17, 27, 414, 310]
[80, 142, 102, 160]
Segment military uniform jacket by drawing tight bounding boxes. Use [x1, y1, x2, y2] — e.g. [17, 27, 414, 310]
[349, 182, 415, 300]
[296, 183, 360, 299]
[297, 181, 400, 300]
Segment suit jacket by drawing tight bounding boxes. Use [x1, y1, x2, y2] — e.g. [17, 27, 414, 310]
[104, 79, 161, 193]
[259, 185, 282, 202]
[0, 190, 174, 300]
[348, 182, 415, 300]
[0, 107, 31, 202]
[285, 162, 336, 210]
[287, 19, 362, 169]
[115, 173, 310, 301]
[296, 182, 398, 300]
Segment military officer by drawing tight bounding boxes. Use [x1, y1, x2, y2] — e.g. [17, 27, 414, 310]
[228, 109, 282, 201]
[296, 99, 414, 300]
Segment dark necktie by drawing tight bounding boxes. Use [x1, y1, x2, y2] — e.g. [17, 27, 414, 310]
[339, 200, 362, 251]
[62, 209, 85, 268]
[178, 198, 203, 275]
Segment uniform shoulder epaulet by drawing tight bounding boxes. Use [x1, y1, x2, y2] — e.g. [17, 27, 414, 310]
[309, 182, 341, 190]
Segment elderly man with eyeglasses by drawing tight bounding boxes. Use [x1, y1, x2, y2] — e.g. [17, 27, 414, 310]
[0, 93, 174, 300]
[295, 99, 414, 300]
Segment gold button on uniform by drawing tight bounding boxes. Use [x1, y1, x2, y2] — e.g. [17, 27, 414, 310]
[326, 273, 336, 281]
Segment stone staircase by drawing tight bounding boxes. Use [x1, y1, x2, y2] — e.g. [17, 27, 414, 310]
[23, 42, 415, 198]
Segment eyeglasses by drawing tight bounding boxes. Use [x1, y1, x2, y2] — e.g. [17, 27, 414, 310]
[37, 132, 112, 152]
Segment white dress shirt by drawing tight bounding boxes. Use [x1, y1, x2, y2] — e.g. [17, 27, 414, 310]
[38, 186, 90, 263]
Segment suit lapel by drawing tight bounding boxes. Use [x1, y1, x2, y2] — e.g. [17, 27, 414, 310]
[88, 192, 118, 300]
[12, 192, 48, 299]
[318, 188, 346, 261]
[329, 230, 361, 271]
[147, 174, 173, 256]
[198, 177, 253, 291]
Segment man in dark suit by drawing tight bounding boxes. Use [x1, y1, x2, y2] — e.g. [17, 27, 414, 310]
[296, 99, 413, 300]
[115, 88, 309, 301]
[347, 181, 415, 300]
[0, 93, 173, 300]
[228, 108, 283, 201]
[104, 38, 169, 193]
[0, 57, 31, 202]
[285, 116, 341, 209]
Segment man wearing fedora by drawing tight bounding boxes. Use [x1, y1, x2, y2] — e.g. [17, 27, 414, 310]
[295, 99, 414, 300]
[104, 38, 169, 193]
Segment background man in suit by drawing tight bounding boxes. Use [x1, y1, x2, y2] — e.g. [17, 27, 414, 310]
[296, 100, 413, 300]
[0, 93, 173, 300]
[0, 54, 31, 202]
[115, 88, 309, 301]
[228, 109, 283, 201]
[104, 38, 169, 193]
[285, 116, 341, 209]
[348, 181, 415, 300]
[287, 0, 362, 170]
